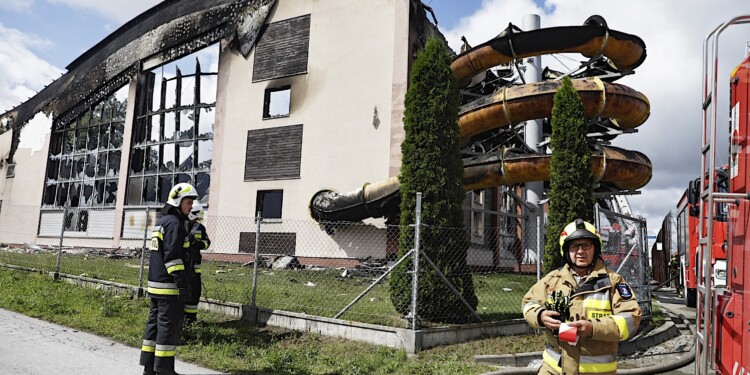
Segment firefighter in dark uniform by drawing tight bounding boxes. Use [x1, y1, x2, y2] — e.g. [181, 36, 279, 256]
[140, 183, 198, 375]
[522, 219, 642, 375]
[184, 201, 210, 325]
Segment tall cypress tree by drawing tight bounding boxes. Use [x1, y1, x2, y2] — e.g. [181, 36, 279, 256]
[389, 38, 477, 323]
[544, 76, 595, 273]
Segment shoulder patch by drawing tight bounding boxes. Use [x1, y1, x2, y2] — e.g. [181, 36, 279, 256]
[616, 283, 633, 299]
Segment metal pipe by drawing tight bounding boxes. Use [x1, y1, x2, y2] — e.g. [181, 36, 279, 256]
[55, 205, 67, 275]
[251, 211, 261, 308]
[411, 192, 422, 330]
[138, 207, 151, 292]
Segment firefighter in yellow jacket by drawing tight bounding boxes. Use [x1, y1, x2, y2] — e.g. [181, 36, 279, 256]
[522, 219, 642, 375]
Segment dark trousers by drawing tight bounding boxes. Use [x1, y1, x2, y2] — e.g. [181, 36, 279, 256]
[140, 297, 185, 374]
[184, 275, 202, 324]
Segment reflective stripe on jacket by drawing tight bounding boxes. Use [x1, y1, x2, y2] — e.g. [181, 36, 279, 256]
[147, 210, 192, 297]
[522, 259, 642, 374]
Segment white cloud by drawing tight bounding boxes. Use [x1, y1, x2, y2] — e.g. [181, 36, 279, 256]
[440, 0, 750, 235]
[46, 0, 161, 24]
[0, 0, 34, 12]
[0, 23, 62, 114]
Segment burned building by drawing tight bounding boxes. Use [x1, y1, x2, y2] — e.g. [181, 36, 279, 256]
[0, 0, 473, 261]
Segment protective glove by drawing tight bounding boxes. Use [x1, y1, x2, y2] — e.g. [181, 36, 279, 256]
[175, 273, 190, 303]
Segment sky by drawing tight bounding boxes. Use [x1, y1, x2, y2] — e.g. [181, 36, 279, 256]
[1, 0, 750, 237]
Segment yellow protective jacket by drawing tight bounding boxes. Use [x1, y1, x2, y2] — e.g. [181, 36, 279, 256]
[522, 259, 642, 375]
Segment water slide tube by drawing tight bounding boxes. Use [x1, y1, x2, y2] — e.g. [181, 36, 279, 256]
[451, 23, 646, 87]
[310, 20, 652, 223]
[310, 146, 650, 223]
[458, 77, 650, 144]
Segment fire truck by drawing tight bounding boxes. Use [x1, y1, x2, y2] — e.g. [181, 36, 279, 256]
[675, 169, 728, 308]
[696, 15, 750, 375]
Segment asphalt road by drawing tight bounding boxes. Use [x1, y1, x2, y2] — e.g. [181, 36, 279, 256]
[0, 308, 223, 375]
[618, 287, 697, 374]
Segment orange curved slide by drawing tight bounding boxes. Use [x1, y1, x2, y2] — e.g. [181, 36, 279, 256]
[458, 77, 650, 144]
[452, 25, 646, 87]
[462, 145, 652, 192]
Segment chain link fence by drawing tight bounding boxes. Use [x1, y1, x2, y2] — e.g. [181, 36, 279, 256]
[595, 206, 652, 321]
[0, 200, 650, 327]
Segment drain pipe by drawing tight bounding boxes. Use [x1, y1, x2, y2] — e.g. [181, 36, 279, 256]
[481, 306, 694, 375]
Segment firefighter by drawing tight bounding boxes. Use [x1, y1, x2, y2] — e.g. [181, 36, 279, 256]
[140, 183, 198, 375]
[522, 218, 642, 375]
[184, 201, 210, 325]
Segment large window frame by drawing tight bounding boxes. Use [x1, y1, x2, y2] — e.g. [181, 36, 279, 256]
[127, 53, 216, 207]
[43, 86, 127, 210]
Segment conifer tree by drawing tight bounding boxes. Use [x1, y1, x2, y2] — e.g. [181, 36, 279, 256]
[544, 76, 595, 273]
[389, 38, 477, 322]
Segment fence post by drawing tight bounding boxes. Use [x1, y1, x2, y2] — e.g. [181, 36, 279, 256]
[594, 204, 600, 229]
[411, 192, 422, 330]
[251, 211, 261, 308]
[55, 205, 67, 275]
[138, 207, 151, 293]
[536, 215, 541, 281]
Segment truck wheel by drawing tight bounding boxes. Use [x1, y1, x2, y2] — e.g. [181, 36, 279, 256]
[684, 286, 697, 308]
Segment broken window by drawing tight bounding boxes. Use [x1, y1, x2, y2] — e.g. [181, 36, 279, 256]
[263, 86, 291, 119]
[127, 46, 217, 206]
[256, 190, 283, 220]
[43, 85, 127, 208]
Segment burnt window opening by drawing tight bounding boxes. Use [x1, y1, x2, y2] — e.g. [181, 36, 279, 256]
[256, 190, 283, 220]
[128, 46, 217, 206]
[6, 163, 15, 178]
[263, 86, 291, 119]
[43, 85, 127, 208]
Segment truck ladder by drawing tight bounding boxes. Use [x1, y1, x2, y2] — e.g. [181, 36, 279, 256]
[696, 15, 750, 375]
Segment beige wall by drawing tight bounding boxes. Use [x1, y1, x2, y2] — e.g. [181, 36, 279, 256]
[212, 0, 400, 221]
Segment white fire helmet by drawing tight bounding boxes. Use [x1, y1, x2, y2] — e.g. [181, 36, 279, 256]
[188, 201, 205, 221]
[165, 183, 199, 208]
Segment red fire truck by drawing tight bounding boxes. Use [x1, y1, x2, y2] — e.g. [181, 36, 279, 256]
[675, 169, 728, 308]
[696, 16, 750, 374]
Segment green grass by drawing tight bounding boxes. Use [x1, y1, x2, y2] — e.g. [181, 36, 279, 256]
[0, 250, 537, 327]
[0, 268, 546, 374]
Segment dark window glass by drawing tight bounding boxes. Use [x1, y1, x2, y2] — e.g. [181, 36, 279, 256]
[158, 175, 173, 203]
[57, 183, 69, 206]
[108, 150, 121, 177]
[130, 148, 145, 175]
[146, 146, 159, 174]
[104, 180, 117, 205]
[195, 172, 210, 205]
[87, 126, 99, 151]
[47, 158, 60, 180]
[256, 190, 283, 219]
[82, 182, 94, 207]
[99, 124, 110, 150]
[75, 128, 87, 153]
[84, 154, 96, 178]
[97, 154, 107, 177]
[44, 184, 56, 206]
[111, 122, 124, 148]
[94, 180, 105, 206]
[127, 177, 142, 205]
[144, 176, 158, 204]
[69, 182, 81, 207]
[60, 157, 72, 180]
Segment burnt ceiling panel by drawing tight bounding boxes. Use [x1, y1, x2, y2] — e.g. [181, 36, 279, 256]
[0, 0, 276, 163]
